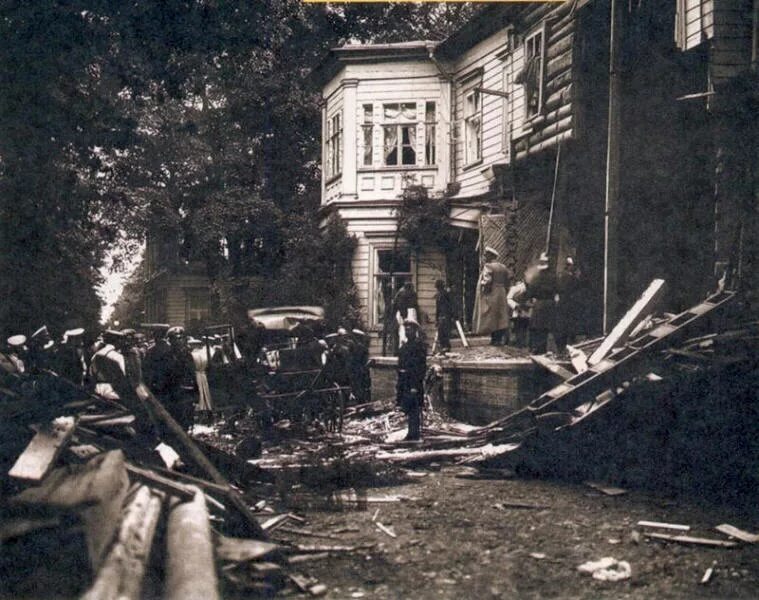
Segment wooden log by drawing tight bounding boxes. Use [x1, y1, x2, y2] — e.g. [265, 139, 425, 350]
[548, 18, 575, 46]
[544, 84, 573, 113]
[546, 32, 573, 62]
[637, 520, 691, 532]
[546, 49, 572, 80]
[9, 416, 77, 482]
[165, 488, 220, 600]
[82, 485, 163, 600]
[133, 382, 266, 539]
[644, 532, 738, 548]
[12, 450, 129, 570]
[588, 279, 666, 366]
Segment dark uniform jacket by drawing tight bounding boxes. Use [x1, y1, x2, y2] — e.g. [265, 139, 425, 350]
[527, 270, 557, 331]
[396, 337, 426, 413]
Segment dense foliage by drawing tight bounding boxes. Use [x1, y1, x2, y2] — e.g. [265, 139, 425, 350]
[396, 185, 456, 254]
[0, 1, 476, 337]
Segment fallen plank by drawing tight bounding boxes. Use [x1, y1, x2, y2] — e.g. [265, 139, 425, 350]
[0, 516, 61, 543]
[530, 354, 573, 380]
[12, 450, 130, 570]
[701, 567, 714, 584]
[644, 532, 738, 548]
[166, 488, 220, 600]
[715, 523, 759, 543]
[375, 443, 519, 464]
[125, 463, 195, 501]
[82, 485, 163, 600]
[276, 526, 342, 541]
[9, 416, 77, 481]
[134, 382, 266, 539]
[288, 552, 330, 564]
[588, 279, 666, 366]
[261, 513, 291, 531]
[292, 543, 375, 553]
[638, 520, 691, 532]
[215, 535, 281, 562]
[375, 522, 397, 538]
[585, 481, 627, 496]
[455, 320, 469, 348]
[494, 501, 550, 510]
[567, 345, 588, 374]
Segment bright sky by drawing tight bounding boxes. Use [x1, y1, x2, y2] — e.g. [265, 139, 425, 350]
[98, 244, 144, 324]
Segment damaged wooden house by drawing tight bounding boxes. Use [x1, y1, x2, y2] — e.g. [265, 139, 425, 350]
[312, 0, 757, 354]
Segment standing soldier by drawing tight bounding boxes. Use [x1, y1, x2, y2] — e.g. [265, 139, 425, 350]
[526, 253, 558, 354]
[476, 247, 511, 346]
[434, 279, 454, 353]
[27, 326, 55, 373]
[57, 328, 88, 386]
[392, 282, 420, 352]
[166, 326, 197, 430]
[555, 256, 583, 352]
[396, 315, 426, 441]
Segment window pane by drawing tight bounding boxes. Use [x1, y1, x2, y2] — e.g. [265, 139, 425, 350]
[425, 101, 435, 122]
[377, 248, 411, 273]
[384, 125, 398, 165]
[426, 123, 436, 165]
[401, 125, 416, 165]
[363, 125, 373, 166]
[363, 104, 373, 123]
[384, 103, 399, 120]
[400, 103, 416, 119]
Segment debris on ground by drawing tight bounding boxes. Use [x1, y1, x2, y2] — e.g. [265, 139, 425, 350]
[577, 557, 632, 582]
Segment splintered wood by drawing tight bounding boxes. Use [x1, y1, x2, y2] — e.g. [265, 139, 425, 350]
[9, 416, 77, 481]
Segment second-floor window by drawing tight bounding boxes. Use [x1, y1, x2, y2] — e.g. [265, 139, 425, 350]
[425, 101, 436, 166]
[383, 103, 417, 166]
[464, 89, 482, 165]
[362, 104, 373, 166]
[519, 24, 546, 119]
[326, 112, 342, 179]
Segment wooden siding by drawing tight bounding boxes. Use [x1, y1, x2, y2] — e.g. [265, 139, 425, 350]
[451, 29, 511, 199]
[710, 0, 753, 85]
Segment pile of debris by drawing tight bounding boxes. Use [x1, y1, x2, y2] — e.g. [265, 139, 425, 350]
[0, 374, 365, 597]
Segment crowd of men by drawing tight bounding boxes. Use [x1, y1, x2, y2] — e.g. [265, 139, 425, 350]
[467, 247, 584, 354]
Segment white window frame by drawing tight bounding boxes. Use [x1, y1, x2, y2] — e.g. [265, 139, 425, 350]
[424, 101, 437, 166]
[326, 111, 342, 179]
[502, 64, 512, 158]
[464, 88, 482, 166]
[362, 104, 374, 167]
[523, 22, 547, 120]
[382, 103, 418, 167]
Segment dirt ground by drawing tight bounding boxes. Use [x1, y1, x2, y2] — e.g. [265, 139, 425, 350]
[268, 466, 759, 599]
[214, 396, 759, 600]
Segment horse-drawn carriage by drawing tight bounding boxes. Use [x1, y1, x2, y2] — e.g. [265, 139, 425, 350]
[241, 306, 353, 431]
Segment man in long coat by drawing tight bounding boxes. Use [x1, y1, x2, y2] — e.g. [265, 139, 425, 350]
[555, 256, 583, 351]
[476, 247, 511, 345]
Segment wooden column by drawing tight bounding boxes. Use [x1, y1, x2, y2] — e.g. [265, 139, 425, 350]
[342, 78, 359, 199]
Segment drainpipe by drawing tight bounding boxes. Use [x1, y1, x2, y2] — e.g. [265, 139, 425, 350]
[603, 0, 622, 334]
[428, 44, 455, 187]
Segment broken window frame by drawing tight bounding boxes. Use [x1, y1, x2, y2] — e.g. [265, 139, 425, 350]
[523, 22, 547, 120]
[372, 246, 413, 327]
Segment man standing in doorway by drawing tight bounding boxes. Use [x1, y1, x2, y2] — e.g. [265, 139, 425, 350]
[434, 279, 454, 353]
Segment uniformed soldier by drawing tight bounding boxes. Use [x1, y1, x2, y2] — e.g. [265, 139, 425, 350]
[396, 315, 427, 441]
[476, 247, 511, 346]
[57, 328, 88, 386]
[526, 253, 558, 354]
[434, 279, 454, 353]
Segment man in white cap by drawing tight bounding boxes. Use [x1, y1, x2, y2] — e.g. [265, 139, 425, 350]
[476, 246, 511, 345]
[6, 335, 27, 373]
[27, 325, 55, 373]
[396, 314, 426, 441]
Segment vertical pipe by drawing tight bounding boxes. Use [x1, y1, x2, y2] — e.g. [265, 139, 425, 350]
[603, 0, 622, 334]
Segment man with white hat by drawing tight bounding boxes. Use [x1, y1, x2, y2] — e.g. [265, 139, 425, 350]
[476, 246, 511, 346]
[6, 335, 27, 374]
[27, 325, 55, 373]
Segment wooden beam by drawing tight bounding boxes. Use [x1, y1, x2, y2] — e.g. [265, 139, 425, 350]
[9, 416, 77, 482]
[11, 450, 130, 570]
[474, 86, 509, 99]
[133, 382, 266, 539]
[83, 486, 164, 600]
[589, 279, 666, 366]
[530, 354, 573, 380]
[644, 532, 738, 548]
[165, 489, 220, 600]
